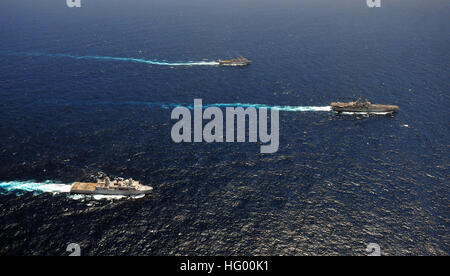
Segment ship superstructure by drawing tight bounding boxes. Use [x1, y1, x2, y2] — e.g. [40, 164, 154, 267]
[70, 176, 153, 196]
[331, 99, 399, 114]
[218, 57, 251, 66]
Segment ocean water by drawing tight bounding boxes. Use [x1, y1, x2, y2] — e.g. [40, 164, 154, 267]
[0, 0, 448, 255]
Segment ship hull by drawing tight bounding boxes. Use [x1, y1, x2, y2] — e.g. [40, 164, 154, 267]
[71, 189, 153, 196]
[70, 182, 153, 196]
[331, 103, 399, 114]
[219, 63, 250, 67]
[332, 107, 398, 113]
[218, 57, 251, 67]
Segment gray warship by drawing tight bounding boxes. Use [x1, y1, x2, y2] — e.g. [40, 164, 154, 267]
[70, 176, 153, 196]
[219, 57, 251, 66]
[331, 99, 399, 114]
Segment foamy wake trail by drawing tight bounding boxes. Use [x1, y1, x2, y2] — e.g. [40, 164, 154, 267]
[1, 51, 219, 66]
[0, 180, 143, 200]
[204, 103, 332, 112]
[0, 180, 71, 195]
[98, 101, 332, 112]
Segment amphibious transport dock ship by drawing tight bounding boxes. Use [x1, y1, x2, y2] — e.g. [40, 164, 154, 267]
[219, 57, 251, 66]
[70, 177, 153, 196]
[331, 99, 399, 114]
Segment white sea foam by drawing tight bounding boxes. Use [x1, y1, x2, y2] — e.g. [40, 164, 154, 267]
[0, 180, 71, 195]
[130, 194, 146, 199]
[204, 103, 332, 112]
[4, 51, 220, 66]
[0, 180, 146, 201]
[92, 194, 126, 200]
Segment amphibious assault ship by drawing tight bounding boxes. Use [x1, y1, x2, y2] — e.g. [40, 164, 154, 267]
[70, 176, 153, 196]
[219, 57, 251, 66]
[331, 99, 399, 114]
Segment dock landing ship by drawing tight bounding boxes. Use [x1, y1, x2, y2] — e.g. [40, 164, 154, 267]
[70, 176, 153, 196]
[331, 99, 400, 114]
[218, 57, 251, 66]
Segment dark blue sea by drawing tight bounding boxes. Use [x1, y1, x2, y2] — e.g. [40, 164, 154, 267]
[0, 0, 448, 255]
